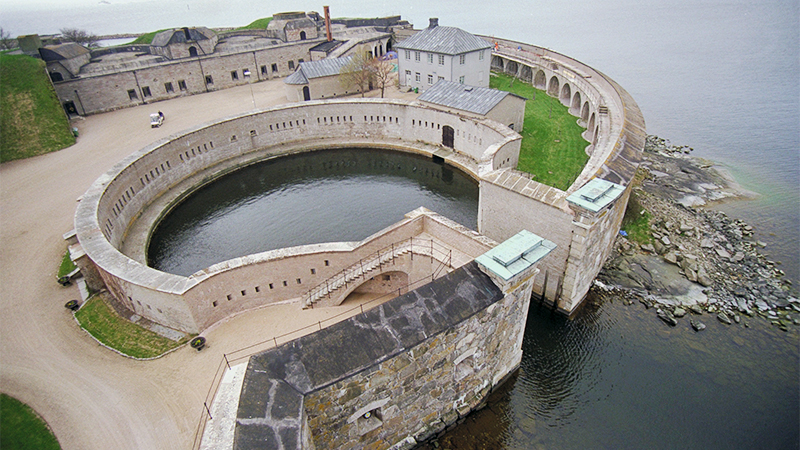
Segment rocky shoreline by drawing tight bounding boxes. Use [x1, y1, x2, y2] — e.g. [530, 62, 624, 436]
[592, 135, 799, 331]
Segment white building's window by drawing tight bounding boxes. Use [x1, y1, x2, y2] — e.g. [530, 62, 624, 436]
[438, 54, 445, 65]
[459, 54, 466, 65]
[415, 72, 421, 82]
[479, 50, 485, 60]
[415, 51, 420, 62]
[405, 70, 411, 79]
[428, 53, 433, 64]
[438, 76, 444, 81]
[427, 74, 433, 84]
[405, 50, 411, 59]
[459, 75, 465, 84]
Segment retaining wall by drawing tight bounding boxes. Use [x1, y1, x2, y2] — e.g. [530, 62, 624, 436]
[74, 99, 518, 333]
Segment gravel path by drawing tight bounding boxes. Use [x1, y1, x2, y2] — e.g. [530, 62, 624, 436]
[0, 79, 416, 449]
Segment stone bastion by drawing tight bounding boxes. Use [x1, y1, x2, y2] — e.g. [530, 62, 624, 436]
[72, 42, 644, 336]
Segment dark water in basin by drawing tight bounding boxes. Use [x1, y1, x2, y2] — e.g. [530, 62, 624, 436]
[147, 148, 479, 276]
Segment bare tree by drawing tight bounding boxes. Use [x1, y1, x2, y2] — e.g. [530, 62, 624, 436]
[59, 28, 99, 48]
[339, 53, 373, 97]
[0, 28, 13, 50]
[368, 58, 395, 98]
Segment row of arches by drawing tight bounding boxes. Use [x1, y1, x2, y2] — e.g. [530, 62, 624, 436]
[492, 55, 599, 145]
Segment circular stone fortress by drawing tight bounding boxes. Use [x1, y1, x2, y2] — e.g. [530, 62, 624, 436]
[66, 14, 643, 450]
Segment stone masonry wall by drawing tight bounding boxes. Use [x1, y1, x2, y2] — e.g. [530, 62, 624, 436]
[233, 260, 536, 450]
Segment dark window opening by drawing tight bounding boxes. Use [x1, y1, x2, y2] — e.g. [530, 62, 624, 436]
[178, 80, 187, 91]
[231, 70, 238, 80]
[128, 89, 138, 100]
[189, 46, 198, 57]
[272, 63, 278, 73]
[205, 75, 214, 85]
[165, 82, 174, 93]
[142, 86, 151, 97]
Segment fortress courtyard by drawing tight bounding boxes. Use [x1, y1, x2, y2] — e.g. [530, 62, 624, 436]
[0, 78, 421, 449]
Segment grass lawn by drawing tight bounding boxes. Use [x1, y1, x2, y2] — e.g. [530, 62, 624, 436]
[0, 54, 75, 163]
[0, 394, 61, 450]
[490, 72, 589, 191]
[128, 29, 168, 45]
[75, 294, 187, 358]
[57, 250, 77, 279]
[237, 17, 272, 30]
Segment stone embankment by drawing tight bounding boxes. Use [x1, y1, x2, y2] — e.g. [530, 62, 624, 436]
[594, 135, 799, 331]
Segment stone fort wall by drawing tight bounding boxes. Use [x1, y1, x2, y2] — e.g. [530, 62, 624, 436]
[74, 99, 520, 333]
[53, 40, 323, 115]
[479, 38, 645, 313]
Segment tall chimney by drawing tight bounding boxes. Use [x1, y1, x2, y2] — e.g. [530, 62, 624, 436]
[429, 18, 439, 28]
[324, 6, 333, 42]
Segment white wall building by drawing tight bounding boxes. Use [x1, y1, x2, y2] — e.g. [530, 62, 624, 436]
[395, 18, 492, 93]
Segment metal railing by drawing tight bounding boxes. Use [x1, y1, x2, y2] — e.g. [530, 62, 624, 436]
[302, 237, 453, 307]
[191, 238, 453, 449]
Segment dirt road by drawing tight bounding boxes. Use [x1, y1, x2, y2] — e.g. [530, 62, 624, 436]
[0, 79, 416, 449]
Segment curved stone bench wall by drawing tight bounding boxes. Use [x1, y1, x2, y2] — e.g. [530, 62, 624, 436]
[75, 100, 517, 333]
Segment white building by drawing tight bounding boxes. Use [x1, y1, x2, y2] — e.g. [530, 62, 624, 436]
[418, 80, 527, 133]
[395, 18, 492, 93]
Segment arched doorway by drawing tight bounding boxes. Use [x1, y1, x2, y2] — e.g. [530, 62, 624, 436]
[442, 125, 454, 148]
[534, 70, 546, 89]
[560, 83, 571, 105]
[189, 46, 198, 57]
[548, 76, 560, 96]
[300, 31, 307, 40]
[302, 86, 310, 101]
[49, 71, 63, 82]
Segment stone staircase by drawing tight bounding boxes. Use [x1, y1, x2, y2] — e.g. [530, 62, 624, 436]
[302, 239, 449, 308]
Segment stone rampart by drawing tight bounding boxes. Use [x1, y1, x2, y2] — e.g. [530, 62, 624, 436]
[478, 38, 645, 313]
[233, 260, 534, 450]
[74, 100, 517, 333]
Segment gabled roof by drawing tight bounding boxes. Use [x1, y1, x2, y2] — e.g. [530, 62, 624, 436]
[151, 27, 215, 47]
[39, 42, 90, 61]
[418, 80, 522, 115]
[284, 56, 353, 85]
[395, 24, 491, 55]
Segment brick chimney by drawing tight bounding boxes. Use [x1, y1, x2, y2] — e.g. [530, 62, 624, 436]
[429, 18, 439, 28]
[324, 6, 333, 42]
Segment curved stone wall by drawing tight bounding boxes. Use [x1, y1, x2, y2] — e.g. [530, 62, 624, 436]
[479, 38, 645, 312]
[74, 99, 519, 333]
[74, 37, 645, 331]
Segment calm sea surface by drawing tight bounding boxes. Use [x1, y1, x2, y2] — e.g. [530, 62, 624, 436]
[3, 1, 797, 448]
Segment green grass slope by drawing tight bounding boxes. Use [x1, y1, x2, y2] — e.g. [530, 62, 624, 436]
[490, 72, 589, 191]
[0, 54, 75, 163]
[0, 394, 61, 450]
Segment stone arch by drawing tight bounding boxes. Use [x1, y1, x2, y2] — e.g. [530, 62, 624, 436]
[571, 92, 581, 115]
[386, 40, 392, 52]
[588, 113, 596, 140]
[300, 31, 307, 40]
[340, 270, 410, 306]
[520, 65, 532, 83]
[548, 76, 560, 96]
[560, 83, 571, 106]
[189, 46, 198, 57]
[491, 55, 504, 71]
[506, 60, 519, 76]
[534, 70, 546, 89]
[581, 101, 590, 122]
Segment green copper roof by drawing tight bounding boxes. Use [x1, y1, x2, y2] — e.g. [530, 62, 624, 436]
[475, 230, 556, 281]
[566, 178, 625, 213]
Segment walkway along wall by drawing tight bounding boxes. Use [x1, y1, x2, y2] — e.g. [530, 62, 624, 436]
[480, 38, 645, 314]
[232, 253, 545, 450]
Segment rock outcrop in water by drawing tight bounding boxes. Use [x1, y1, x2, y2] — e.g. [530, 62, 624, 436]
[594, 136, 799, 331]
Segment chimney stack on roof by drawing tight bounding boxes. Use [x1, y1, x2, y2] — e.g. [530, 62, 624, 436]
[429, 18, 439, 28]
[324, 6, 333, 42]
